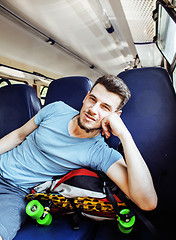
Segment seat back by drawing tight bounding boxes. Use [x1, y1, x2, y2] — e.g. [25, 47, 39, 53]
[107, 67, 176, 210]
[0, 84, 41, 138]
[45, 76, 93, 110]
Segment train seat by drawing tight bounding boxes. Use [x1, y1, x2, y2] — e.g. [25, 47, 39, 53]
[44, 75, 93, 109]
[0, 84, 41, 138]
[98, 67, 176, 240]
[109, 67, 176, 208]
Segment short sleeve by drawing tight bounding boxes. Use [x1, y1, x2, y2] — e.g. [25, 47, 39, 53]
[34, 102, 58, 126]
[34, 101, 77, 126]
[88, 141, 123, 173]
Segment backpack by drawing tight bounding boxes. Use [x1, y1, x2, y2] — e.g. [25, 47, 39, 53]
[25, 168, 139, 234]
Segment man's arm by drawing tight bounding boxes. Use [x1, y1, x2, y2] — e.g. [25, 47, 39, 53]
[0, 116, 38, 155]
[102, 113, 158, 211]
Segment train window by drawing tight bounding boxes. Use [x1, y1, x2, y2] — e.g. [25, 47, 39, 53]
[0, 78, 10, 87]
[0, 78, 26, 88]
[9, 80, 26, 85]
[40, 85, 48, 105]
[173, 0, 176, 7]
[157, 5, 176, 64]
[173, 67, 176, 93]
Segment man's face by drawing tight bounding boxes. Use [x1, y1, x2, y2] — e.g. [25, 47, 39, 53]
[78, 84, 122, 133]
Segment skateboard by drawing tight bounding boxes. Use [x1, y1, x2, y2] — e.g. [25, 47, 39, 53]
[26, 193, 135, 233]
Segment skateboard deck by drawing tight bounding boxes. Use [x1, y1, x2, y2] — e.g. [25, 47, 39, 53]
[26, 193, 126, 214]
[26, 193, 135, 233]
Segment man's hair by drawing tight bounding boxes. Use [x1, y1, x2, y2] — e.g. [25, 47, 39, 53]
[91, 75, 131, 111]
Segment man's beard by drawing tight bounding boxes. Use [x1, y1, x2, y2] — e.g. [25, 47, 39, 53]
[77, 116, 102, 133]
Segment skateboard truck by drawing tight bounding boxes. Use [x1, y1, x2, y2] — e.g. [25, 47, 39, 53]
[26, 200, 52, 226]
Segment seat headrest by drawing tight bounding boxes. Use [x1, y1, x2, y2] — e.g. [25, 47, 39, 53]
[45, 76, 93, 111]
[107, 67, 176, 156]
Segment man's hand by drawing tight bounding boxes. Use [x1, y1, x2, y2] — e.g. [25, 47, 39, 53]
[101, 112, 128, 139]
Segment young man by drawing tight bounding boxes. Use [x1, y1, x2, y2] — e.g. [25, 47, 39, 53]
[0, 75, 157, 240]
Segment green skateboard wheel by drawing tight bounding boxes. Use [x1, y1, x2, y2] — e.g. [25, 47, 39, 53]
[118, 223, 133, 234]
[118, 209, 135, 234]
[26, 200, 44, 219]
[37, 212, 52, 226]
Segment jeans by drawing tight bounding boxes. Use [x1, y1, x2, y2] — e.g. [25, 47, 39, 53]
[0, 176, 27, 240]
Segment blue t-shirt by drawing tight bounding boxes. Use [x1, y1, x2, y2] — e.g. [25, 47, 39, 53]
[0, 101, 122, 193]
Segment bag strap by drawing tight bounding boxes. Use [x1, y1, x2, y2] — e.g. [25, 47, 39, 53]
[103, 179, 134, 221]
[98, 171, 134, 220]
[98, 170, 159, 239]
[113, 185, 160, 239]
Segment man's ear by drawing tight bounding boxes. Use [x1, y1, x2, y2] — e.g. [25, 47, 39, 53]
[83, 91, 90, 103]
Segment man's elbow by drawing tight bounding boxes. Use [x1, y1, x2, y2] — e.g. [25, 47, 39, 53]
[138, 195, 158, 211]
[17, 129, 26, 144]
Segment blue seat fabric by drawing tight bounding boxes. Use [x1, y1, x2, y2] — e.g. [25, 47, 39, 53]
[14, 216, 97, 240]
[0, 84, 41, 138]
[44, 76, 93, 110]
[114, 67, 176, 207]
[104, 67, 176, 240]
